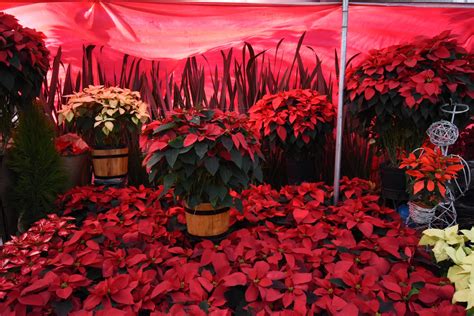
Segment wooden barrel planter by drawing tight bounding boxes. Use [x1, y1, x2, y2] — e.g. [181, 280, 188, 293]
[184, 203, 230, 237]
[91, 147, 129, 180]
[61, 153, 91, 189]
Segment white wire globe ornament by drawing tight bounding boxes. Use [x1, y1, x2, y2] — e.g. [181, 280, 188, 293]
[427, 120, 459, 147]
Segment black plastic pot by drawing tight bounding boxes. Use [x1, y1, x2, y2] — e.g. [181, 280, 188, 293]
[380, 163, 408, 201]
[286, 158, 317, 185]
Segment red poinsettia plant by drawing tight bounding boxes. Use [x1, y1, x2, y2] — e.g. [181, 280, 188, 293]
[346, 31, 473, 166]
[140, 108, 263, 209]
[55, 133, 90, 156]
[248, 89, 336, 159]
[400, 146, 464, 207]
[0, 12, 49, 103]
[0, 180, 467, 315]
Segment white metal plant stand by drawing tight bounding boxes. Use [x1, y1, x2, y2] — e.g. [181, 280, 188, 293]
[406, 101, 471, 229]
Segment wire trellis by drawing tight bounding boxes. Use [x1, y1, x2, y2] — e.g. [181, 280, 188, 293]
[406, 101, 471, 229]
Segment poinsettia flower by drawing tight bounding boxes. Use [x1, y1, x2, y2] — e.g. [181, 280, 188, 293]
[83, 274, 136, 310]
[46, 272, 90, 300]
[280, 270, 312, 314]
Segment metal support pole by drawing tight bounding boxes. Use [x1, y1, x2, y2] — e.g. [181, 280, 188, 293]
[333, 0, 349, 204]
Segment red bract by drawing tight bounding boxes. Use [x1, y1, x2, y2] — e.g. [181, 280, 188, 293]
[0, 12, 49, 100]
[400, 146, 464, 207]
[248, 89, 336, 157]
[55, 133, 90, 156]
[346, 31, 474, 165]
[0, 179, 466, 314]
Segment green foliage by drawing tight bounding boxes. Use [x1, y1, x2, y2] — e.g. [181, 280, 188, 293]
[140, 109, 263, 210]
[7, 102, 67, 230]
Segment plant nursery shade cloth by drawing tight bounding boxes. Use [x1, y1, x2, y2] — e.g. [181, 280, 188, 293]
[0, 1, 473, 84]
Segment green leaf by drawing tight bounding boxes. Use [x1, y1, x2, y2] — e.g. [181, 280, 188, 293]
[148, 168, 158, 183]
[153, 122, 176, 134]
[230, 149, 242, 168]
[221, 137, 233, 152]
[52, 300, 73, 316]
[194, 142, 208, 159]
[162, 173, 177, 196]
[146, 152, 163, 169]
[234, 198, 243, 213]
[204, 156, 219, 176]
[253, 166, 263, 183]
[330, 278, 347, 288]
[179, 146, 193, 154]
[165, 148, 179, 167]
[219, 166, 232, 184]
[168, 136, 184, 149]
[190, 116, 201, 125]
[180, 153, 196, 164]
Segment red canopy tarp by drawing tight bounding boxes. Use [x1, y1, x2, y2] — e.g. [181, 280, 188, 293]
[1, 2, 473, 81]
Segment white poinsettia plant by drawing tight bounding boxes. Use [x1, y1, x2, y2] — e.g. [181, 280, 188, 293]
[58, 85, 149, 148]
[419, 225, 474, 310]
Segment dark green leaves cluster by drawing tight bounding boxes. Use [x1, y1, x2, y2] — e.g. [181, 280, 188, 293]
[142, 109, 263, 210]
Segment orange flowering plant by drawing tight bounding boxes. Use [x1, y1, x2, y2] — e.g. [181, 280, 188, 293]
[400, 147, 464, 207]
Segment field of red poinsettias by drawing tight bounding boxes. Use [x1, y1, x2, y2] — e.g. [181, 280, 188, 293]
[0, 178, 464, 315]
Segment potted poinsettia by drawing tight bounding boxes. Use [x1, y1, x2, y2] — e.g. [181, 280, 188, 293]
[0, 12, 49, 108]
[248, 89, 336, 184]
[58, 85, 149, 182]
[346, 31, 473, 199]
[400, 146, 464, 224]
[55, 133, 91, 189]
[140, 108, 263, 237]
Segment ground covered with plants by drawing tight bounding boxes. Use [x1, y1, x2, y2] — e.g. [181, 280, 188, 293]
[0, 178, 466, 315]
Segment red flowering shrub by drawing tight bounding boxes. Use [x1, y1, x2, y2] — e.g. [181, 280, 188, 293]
[0, 12, 49, 102]
[346, 31, 474, 165]
[55, 133, 90, 156]
[0, 179, 466, 315]
[140, 108, 263, 209]
[248, 89, 336, 159]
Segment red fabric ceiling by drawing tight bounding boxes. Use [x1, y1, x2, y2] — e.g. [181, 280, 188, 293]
[1, 2, 473, 80]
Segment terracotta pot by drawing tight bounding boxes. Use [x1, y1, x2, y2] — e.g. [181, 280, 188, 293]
[184, 203, 230, 237]
[91, 147, 128, 180]
[60, 153, 91, 190]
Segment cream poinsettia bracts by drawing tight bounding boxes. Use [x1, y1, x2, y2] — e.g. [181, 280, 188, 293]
[58, 85, 149, 137]
[420, 225, 474, 310]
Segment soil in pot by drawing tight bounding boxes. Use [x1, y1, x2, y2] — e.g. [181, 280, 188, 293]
[380, 163, 408, 201]
[184, 203, 230, 237]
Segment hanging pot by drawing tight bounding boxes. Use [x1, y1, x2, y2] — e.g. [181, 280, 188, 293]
[408, 201, 435, 224]
[91, 147, 128, 181]
[285, 158, 316, 185]
[380, 163, 408, 201]
[60, 153, 91, 190]
[184, 203, 230, 237]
